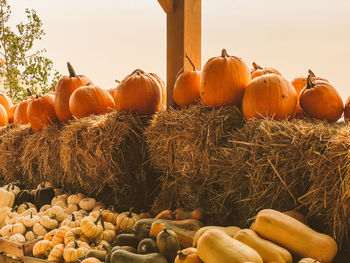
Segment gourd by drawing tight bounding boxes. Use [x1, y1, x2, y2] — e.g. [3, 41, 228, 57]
[0, 224, 12, 237]
[132, 218, 156, 241]
[173, 208, 203, 221]
[116, 208, 140, 232]
[110, 249, 167, 263]
[35, 186, 55, 209]
[22, 213, 40, 227]
[100, 217, 116, 243]
[39, 215, 59, 229]
[81, 258, 102, 263]
[86, 249, 107, 261]
[67, 193, 85, 205]
[51, 194, 68, 206]
[52, 226, 70, 246]
[200, 48, 251, 107]
[102, 209, 119, 224]
[0, 207, 11, 227]
[197, 229, 263, 263]
[175, 247, 202, 263]
[252, 209, 337, 263]
[234, 229, 292, 263]
[79, 198, 96, 211]
[9, 233, 26, 243]
[156, 228, 180, 263]
[47, 205, 66, 221]
[193, 226, 241, 247]
[251, 62, 282, 79]
[15, 190, 34, 205]
[33, 240, 54, 258]
[33, 222, 47, 237]
[12, 223, 26, 234]
[0, 187, 15, 208]
[17, 202, 36, 214]
[63, 240, 90, 262]
[64, 203, 79, 215]
[80, 215, 103, 239]
[48, 243, 65, 261]
[64, 227, 89, 245]
[61, 213, 81, 228]
[25, 231, 37, 241]
[137, 238, 159, 254]
[0, 93, 13, 112]
[115, 233, 139, 248]
[54, 62, 92, 122]
[345, 96, 350, 121]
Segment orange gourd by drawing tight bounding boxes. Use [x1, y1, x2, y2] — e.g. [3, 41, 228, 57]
[173, 55, 200, 108]
[27, 94, 58, 131]
[175, 247, 203, 263]
[0, 93, 13, 112]
[299, 72, 343, 122]
[200, 49, 251, 107]
[7, 104, 17, 123]
[69, 85, 115, 119]
[114, 69, 164, 115]
[242, 74, 297, 120]
[54, 62, 92, 122]
[14, 99, 31, 125]
[344, 96, 350, 122]
[251, 62, 282, 79]
[0, 104, 8, 126]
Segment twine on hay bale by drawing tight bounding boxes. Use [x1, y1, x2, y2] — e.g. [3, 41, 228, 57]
[20, 122, 64, 187]
[0, 124, 33, 184]
[59, 110, 152, 210]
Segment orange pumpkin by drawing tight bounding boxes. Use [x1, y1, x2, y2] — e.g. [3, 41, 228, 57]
[27, 94, 58, 131]
[14, 99, 31, 125]
[200, 49, 251, 107]
[7, 104, 17, 123]
[251, 62, 282, 79]
[242, 74, 297, 120]
[0, 104, 8, 126]
[345, 96, 350, 122]
[173, 55, 200, 109]
[300, 73, 343, 122]
[54, 62, 92, 123]
[0, 93, 13, 112]
[114, 69, 164, 115]
[69, 85, 115, 119]
[175, 247, 203, 263]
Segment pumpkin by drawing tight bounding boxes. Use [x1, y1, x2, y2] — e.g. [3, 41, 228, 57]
[0, 187, 15, 208]
[54, 62, 92, 122]
[251, 62, 282, 79]
[15, 190, 34, 206]
[110, 250, 167, 263]
[173, 55, 201, 108]
[61, 213, 81, 228]
[0, 93, 13, 112]
[157, 228, 180, 263]
[22, 212, 40, 227]
[193, 226, 241, 247]
[175, 247, 203, 263]
[5, 212, 19, 225]
[114, 69, 164, 115]
[25, 231, 37, 241]
[64, 227, 89, 245]
[68, 193, 85, 205]
[63, 240, 90, 262]
[81, 258, 102, 263]
[17, 202, 36, 214]
[39, 215, 59, 229]
[14, 98, 31, 125]
[79, 197, 96, 211]
[33, 222, 47, 237]
[51, 194, 68, 206]
[0, 104, 8, 126]
[64, 204, 79, 215]
[35, 185, 55, 209]
[197, 229, 263, 263]
[100, 217, 116, 243]
[345, 96, 350, 121]
[39, 204, 52, 214]
[37, 182, 54, 189]
[44, 229, 58, 241]
[9, 233, 26, 243]
[52, 226, 71, 245]
[199, 49, 251, 107]
[3, 183, 20, 195]
[27, 94, 58, 131]
[33, 240, 53, 258]
[47, 205, 66, 222]
[116, 208, 140, 232]
[80, 215, 103, 239]
[69, 85, 115, 119]
[0, 207, 11, 227]
[11, 223, 26, 235]
[242, 74, 297, 120]
[7, 104, 17, 123]
[102, 209, 119, 224]
[155, 209, 174, 220]
[48, 243, 65, 261]
[299, 73, 343, 122]
[252, 209, 338, 263]
[0, 224, 13, 237]
[234, 229, 292, 263]
[90, 239, 110, 251]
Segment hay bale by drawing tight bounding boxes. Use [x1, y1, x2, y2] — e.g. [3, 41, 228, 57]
[0, 124, 33, 184]
[20, 123, 64, 187]
[59, 111, 151, 210]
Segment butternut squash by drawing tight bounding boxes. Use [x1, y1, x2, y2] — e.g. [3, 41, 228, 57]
[252, 209, 337, 263]
[193, 226, 241, 247]
[137, 238, 159, 254]
[197, 229, 263, 263]
[115, 233, 139, 248]
[157, 228, 180, 263]
[234, 229, 292, 263]
[298, 258, 321, 263]
[110, 249, 167, 263]
[132, 218, 155, 241]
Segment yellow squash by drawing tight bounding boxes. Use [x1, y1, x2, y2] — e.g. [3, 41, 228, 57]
[193, 226, 240, 247]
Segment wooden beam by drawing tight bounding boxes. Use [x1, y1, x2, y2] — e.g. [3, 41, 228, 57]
[157, 0, 174, 13]
[166, 0, 201, 108]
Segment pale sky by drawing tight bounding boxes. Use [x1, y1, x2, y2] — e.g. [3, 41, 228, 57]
[11, 0, 350, 101]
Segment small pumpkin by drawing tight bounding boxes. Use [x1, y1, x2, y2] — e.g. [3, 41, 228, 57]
[47, 205, 66, 222]
[39, 215, 59, 229]
[79, 197, 96, 211]
[34, 185, 55, 209]
[64, 204, 79, 215]
[48, 243, 65, 262]
[242, 74, 297, 120]
[175, 247, 203, 263]
[63, 240, 90, 262]
[0, 224, 13, 237]
[0, 93, 13, 112]
[102, 209, 119, 224]
[9, 233, 26, 243]
[0, 104, 8, 126]
[116, 207, 140, 232]
[64, 227, 89, 245]
[17, 202, 36, 214]
[299, 72, 343, 122]
[54, 62, 92, 122]
[27, 94, 58, 131]
[344, 96, 350, 122]
[69, 85, 115, 119]
[61, 213, 81, 228]
[14, 98, 32, 125]
[25, 231, 38, 241]
[251, 62, 282, 79]
[15, 190, 34, 206]
[22, 212, 40, 227]
[80, 215, 103, 239]
[33, 239, 54, 258]
[33, 222, 47, 237]
[44, 229, 58, 241]
[173, 55, 201, 108]
[7, 104, 17, 124]
[68, 193, 85, 205]
[11, 223, 26, 235]
[0, 186, 15, 208]
[52, 226, 71, 246]
[114, 69, 164, 115]
[81, 258, 102, 263]
[200, 49, 251, 107]
[100, 217, 116, 243]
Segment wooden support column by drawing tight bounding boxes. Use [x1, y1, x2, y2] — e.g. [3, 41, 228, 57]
[158, 0, 201, 108]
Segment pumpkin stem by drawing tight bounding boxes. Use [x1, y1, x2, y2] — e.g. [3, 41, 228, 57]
[35, 94, 39, 99]
[131, 69, 145, 75]
[72, 213, 75, 222]
[24, 202, 30, 210]
[252, 62, 262, 70]
[74, 240, 78, 249]
[127, 207, 134, 218]
[306, 74, 315, 89]
[308, 69, 316, 78]
[30, 212, 33, 218]
[177, 251, 188, 261]
[185, 55, 196, 71]
[100, 213, 105, 229]
[221, 48, 229, 58]
[67, 62, 77, 78]
[94, 214, 102, 225]
[26, 88, 32, 96]
[115, 80, 120, 83]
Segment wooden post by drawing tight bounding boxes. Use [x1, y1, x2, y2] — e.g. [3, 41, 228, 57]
[158, 0, 201, 108]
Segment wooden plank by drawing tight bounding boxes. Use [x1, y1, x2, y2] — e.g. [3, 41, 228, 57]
[157, 0, 174, 13]
[166, 0, 201, 108]
[0, 253, 22, 263]
[23, 256, 48, 263]
[0, 237, 43, 258]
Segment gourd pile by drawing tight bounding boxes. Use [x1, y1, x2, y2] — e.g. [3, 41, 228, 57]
[0, 181, 339, 262]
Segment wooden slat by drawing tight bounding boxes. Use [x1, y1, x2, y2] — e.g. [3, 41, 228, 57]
[166, 0, 201, 108]
[23, 256, 48, 263]
[0, 254, 22, 263]
[0, 237, 43, 258]
[157, 0, 174, 13]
